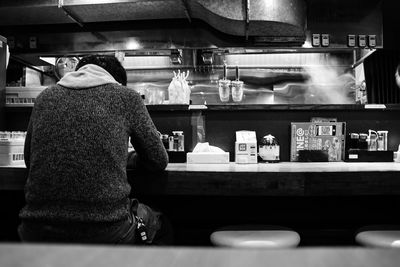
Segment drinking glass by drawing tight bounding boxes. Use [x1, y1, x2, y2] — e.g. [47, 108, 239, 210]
[231, 80, 244, 102]
[218, 79, 231, 102]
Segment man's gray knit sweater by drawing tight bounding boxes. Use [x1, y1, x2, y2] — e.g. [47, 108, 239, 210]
[20, 78, 168, 226]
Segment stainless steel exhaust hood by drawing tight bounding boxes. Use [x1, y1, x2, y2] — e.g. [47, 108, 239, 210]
[0, 0, 307, 49]
[0, 0, 383, 59]
[0, 0, 307, 34]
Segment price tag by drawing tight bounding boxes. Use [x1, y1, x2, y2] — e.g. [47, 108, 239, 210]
[364, 104, 386, 109]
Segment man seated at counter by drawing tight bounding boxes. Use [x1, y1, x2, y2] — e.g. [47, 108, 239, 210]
[18, 55, 172, 245]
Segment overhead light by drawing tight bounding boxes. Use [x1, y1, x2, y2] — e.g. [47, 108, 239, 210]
[126, 38, 141, 50]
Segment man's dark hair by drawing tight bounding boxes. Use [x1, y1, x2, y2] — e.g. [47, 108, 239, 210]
[75, 55, 127, 86]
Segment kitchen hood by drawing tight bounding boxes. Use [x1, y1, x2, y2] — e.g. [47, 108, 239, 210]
[0, 0, 307, 50]
[0, 0, 382, 61]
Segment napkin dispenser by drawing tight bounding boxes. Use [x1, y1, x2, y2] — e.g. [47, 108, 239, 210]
[235, 130, 258, 164]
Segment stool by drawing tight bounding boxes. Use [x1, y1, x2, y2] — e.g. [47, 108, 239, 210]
[210, 225, 300, 248]
[355, 225, 400, 248]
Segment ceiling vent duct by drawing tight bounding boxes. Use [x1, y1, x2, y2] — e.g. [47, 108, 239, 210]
[189, 0, 307, 45]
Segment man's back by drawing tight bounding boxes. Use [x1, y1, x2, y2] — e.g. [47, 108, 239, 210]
[21, 83, 167, 223]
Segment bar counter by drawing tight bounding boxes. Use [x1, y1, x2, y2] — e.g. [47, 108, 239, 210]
[1, 243, 400, 267]
[2, 162, 400, 196]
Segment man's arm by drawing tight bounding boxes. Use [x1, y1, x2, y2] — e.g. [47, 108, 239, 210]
[127, 91, 168, 172]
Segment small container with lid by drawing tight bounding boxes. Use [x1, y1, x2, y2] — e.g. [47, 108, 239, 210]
[258, 134, 280, 163]
[172, 131, 185, 151]
[161, 134, 169, 150]
[377, 130, 388, 151]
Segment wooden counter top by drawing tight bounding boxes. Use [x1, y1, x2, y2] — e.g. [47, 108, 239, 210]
[167, 162, 400, 172]
[1, 243, 400, 267]
[2, 162, 400, 196]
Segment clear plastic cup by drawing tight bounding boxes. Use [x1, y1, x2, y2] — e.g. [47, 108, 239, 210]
[218, 79, 231, 102]
[231, 80, 244, 102]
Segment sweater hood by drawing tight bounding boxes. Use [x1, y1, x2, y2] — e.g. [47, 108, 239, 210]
[57, 64, 120, 89]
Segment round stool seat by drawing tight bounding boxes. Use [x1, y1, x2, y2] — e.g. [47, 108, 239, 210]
[355, 225, 400, 248]
[210, 225, 300, 248]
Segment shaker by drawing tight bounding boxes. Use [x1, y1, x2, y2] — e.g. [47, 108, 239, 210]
[377, 130, 388, 151]
[161, 134, 169, 150]
[367, 129, 378, 151]
[172, 131, 185, 151]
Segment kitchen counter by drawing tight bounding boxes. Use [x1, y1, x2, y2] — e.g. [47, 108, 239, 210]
[2, 162, 400, 196]
[1, 243, 400, 267]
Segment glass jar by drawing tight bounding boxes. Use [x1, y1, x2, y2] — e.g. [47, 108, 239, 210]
[231, 80, 244, 102]
[172, 131, 185, 151]
[218, 79, 231, 102]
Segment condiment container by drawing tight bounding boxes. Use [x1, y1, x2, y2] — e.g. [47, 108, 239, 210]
[172, 131, 184, 151]
[377, 130, 388, 151]
[258, 134, 280, 163]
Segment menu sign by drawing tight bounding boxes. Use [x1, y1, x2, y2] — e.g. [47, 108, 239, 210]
[290, 122, 346, 162]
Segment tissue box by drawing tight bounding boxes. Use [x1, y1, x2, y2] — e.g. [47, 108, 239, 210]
[235, 142, 258, 164]
[186, 152, 230, 164]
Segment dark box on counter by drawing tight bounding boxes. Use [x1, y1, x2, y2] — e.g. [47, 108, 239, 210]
[290, 122, 346, 162]
[167, 151, 186, 163]
[298, 150, 329, 162]
[346, 149, 394, 162]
